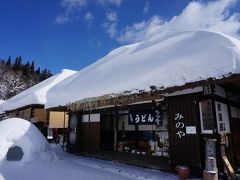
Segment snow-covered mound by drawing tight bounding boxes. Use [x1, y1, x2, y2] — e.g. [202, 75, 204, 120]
[0, 118, 56, 163]
[0, 69, 76, 112]
[46, 30, 240, 108]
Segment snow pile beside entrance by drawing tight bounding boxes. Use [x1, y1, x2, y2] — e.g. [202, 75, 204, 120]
[0, 69, 76, 112]
[46, 30, 240, 108]
[0, 118, 56, 163]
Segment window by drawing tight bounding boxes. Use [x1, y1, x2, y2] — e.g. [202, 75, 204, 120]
[199, 100, 214, 134]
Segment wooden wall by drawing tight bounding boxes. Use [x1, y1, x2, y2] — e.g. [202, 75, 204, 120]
[77, 114, 100, 150]
[8, 111, 18, 118]
[49, 111, 69, 128]
[33, 108, 47, 124]
[18, 108, 31, 120]
[80, 122, 100, 150]
[167, 94, 201, 168]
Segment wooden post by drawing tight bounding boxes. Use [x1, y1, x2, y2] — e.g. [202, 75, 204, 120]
[203, 138, 218, 180]
[114, 110, 118, 151]
[88, 109, 90, 150]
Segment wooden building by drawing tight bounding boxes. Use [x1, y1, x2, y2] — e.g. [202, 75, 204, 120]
[40, 31, 240, 177]
[65, 75, 240, 176]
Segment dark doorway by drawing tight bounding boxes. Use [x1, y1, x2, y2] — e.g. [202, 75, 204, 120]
[232, 117, 240, 165]
[100, 114, 114, 150]
[7, 146, 24, 161]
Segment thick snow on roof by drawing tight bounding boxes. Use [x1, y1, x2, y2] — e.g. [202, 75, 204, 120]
[0, 101, 6, 114]
[0, 118, 56, 163]
[0, 69, 76, 112]
[46, 30, 240, 108]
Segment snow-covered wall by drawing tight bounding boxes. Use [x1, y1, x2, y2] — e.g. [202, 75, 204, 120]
[0, 118, 56, 163]
[46, 30, 240, 109]
[0, 69, 76, 112]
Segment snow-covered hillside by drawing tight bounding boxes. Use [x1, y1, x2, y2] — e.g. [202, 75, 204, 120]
[0, 69, 76, 112]
[46, 30, 240, 109]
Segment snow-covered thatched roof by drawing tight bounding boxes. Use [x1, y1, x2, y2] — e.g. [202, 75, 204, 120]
[0, 100, 5, 105]
[0, 100, 6, 114]
[46, 30, 240, 109]
[0, 69, 76, 112]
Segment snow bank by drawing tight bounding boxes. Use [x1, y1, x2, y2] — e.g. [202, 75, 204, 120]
[0, 118, 56, 163]
[46, 30, 240, 108]
[0, 69, 76, 112]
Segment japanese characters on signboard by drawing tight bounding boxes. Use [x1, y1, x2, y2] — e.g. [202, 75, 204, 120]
[215, 102, 230, 133]
[128, 109, 162, 125]
[174, 113, 186, 139]
[200, 100, 214, 133]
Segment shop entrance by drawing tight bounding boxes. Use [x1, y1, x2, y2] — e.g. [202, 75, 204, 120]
[117, 108, 169, 157]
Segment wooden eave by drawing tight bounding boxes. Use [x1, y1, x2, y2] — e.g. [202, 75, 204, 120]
[46, 105, 68, 112]
[5, 104, 44, 114]
[68, 73, 240, 112]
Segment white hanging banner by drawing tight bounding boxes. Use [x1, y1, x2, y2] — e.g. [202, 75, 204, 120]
[215, 102, 230, 133]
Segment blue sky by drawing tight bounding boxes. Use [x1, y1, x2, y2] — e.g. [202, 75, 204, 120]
[0, 0, 240, 74]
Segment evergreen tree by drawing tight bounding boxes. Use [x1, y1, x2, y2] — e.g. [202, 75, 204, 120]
[19, 56, 22, 65]
[35, 67, 41, 82]
[46, 70, 52, 78]
[22, 61, 30, 77]
[30, 61, 35, 74]
[40, 68, 48, 81]
[6, 56, 11, 68]
[0, 55, 52, 99]
[12, 56, 22, 71]
[35, 67, 40, 75]
[0, 59, 5, 68]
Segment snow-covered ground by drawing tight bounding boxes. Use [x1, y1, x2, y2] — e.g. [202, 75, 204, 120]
[0, 118, 178, 180]
[0, 145, 178, 180]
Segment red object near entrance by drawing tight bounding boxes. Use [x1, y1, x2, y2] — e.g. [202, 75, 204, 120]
[176, 166, 191, 179]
